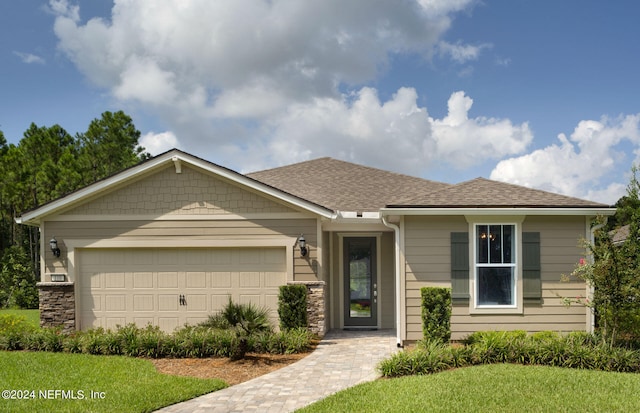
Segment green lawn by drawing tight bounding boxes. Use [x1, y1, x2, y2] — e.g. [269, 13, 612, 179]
[0, 309, 39, 328]
[0, 351, 226, 413]
[298, 364, 640, 412]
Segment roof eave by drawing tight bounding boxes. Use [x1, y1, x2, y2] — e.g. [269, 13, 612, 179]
[380, 206, 616, 216]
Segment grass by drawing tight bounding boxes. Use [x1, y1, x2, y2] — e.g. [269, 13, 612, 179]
[0, 309, 39, 328]
[0, 351, 226, 413]
[298, 364, 640, 412]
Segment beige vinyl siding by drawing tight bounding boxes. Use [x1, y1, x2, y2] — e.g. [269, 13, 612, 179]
[404, 216, 468, 340]
[60, 165, 296, 216]
[403, 215, 589, 341]
[43, 218, 319, 282]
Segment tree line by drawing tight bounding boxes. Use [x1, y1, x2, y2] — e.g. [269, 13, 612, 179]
[0, 111, 149, 308]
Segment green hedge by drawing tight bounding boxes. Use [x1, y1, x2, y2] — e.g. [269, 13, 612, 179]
[421, 287, 451, 343]
[278, 284, 308, 331]
[378, 331, 640, 377]
[0, 323, 314, 358]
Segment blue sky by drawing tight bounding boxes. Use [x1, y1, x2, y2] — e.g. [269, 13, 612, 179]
[2, 1, 640, 204]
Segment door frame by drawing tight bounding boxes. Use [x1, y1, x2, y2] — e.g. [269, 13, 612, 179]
[338, 233, 382, 329]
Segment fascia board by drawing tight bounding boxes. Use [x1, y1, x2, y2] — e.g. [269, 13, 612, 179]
[18, 154, 172, 226]
[380, 207, 617, 216]
[17, 150, 335, 226]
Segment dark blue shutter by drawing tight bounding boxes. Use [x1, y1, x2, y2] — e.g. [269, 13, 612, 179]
[522, 232, 542, 305]
[451, 232, 469, 305]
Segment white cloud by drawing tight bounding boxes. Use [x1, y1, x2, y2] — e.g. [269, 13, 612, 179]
[48, 0, 637, 207]
[140, 131, 181, 156]
[48, 0, 79, 22]
[51, 0, 477, 134]
[233, 88, 532, 177]
[113, 57, 178, 104]
[13, 51, 45, 65]
[490, 114, 640, 204]
[437, 41, 491, 64]
[432, 92, 532, 168]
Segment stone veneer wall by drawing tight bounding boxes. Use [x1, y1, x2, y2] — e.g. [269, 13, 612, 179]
[37, 282, 75, 333]
[288, 281, 326, 337]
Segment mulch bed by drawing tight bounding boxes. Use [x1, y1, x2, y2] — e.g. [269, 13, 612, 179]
[150, 352, 310, 385]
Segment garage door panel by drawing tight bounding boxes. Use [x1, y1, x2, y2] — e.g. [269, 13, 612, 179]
[158, 272, 179, 288]
[186, 272, 207, 288]
[265, 294, 279, 309]
[238, 294, 262, 306]
[105, 295, 126, 311]
[133, 294, 154, 311]
[183, 249, 212, 265]
[238, 249, 261, 265]
[105, 317, 126, 330]
[211, 295, 230, 311]
[185, 295, 207, 311]
[265, 272, 286, 287]
[264, 249, 286, 265]
[158, 295, 179, 311]
[80, 247, 287, 332]
[159, 318, 179, 332]
[134, 273, 154, 289]
[158, 250, 179, 266]
[134, 317, 154, 326]
[211, 272, 232, 287]
[239, 272, 260, 288]
[105, 273, 126, 289]
[210, 249, 232, 265]
[185, 316, 208, 325]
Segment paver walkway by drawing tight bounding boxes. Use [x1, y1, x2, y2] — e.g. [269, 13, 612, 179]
[156, 329, 398, 413]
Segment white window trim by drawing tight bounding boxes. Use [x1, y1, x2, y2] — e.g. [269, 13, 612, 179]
[466, 216, 524, 315]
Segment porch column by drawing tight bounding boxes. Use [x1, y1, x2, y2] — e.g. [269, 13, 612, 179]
[37, 282, 75, 333]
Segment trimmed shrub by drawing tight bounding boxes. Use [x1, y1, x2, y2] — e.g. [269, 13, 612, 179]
[420, 287, 451, 343]
[253, 328, 315, 354]
[199, 313, 231, 330]
[378, 340, 455, 377]
[0, 317, 314, 358]
[278, 284, 308, 331]
[378, 329, 640, 378]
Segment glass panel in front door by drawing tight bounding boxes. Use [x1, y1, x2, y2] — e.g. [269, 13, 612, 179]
[344, 237, 377, 327]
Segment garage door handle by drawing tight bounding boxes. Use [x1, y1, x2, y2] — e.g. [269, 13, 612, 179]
[179, 295, 186, 306]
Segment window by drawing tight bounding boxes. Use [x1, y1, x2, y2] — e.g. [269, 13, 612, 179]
[475, 224, 516, 307]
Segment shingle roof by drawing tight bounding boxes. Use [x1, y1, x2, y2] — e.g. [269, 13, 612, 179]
[247, 158, 451, 212]
[388, 177, 609, 208]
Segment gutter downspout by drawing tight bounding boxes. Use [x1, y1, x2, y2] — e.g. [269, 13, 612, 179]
[382, 215, 403, 348]
[588, 218, 607, 333]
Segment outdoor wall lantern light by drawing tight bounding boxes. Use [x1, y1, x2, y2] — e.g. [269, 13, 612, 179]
[50, 237, 61, 257]
[298, 235, 308, 257]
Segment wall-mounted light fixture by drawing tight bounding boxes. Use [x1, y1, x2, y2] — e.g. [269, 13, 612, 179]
[50, 237, 61, 258]
[297, 234, 308, 257]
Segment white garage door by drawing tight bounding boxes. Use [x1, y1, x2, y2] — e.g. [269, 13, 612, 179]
[78, 248, 287, 332]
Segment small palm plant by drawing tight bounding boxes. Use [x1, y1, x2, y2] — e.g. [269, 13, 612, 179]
[220, 297, 273, 360]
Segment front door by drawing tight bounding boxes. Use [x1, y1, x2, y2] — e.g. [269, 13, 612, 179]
[343, 237, 377, 327]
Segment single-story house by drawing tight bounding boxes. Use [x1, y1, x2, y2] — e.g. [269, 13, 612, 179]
[18, 149, 615, 345]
